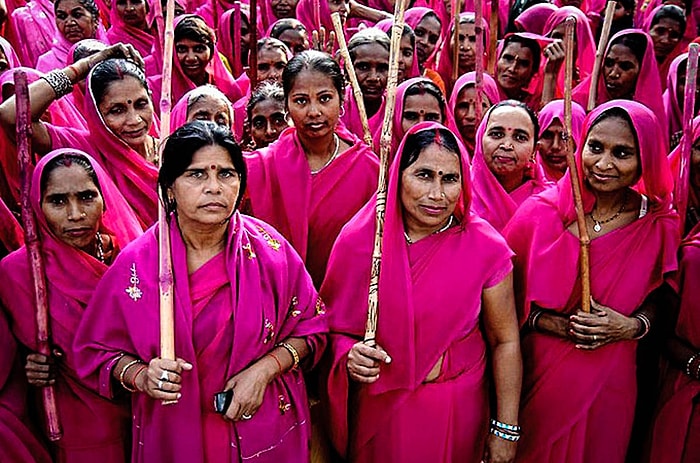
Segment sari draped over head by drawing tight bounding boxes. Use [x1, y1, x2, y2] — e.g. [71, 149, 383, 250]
[470, 103, 552, 232]
[637, 0, 697, 47]
[514, 3, 558, 33]
[643, 5, 688, 91]
[340, 84, 385, 152]
[0, 36, 22, 70]
[296, 0, 337, 39]
[536, 99, 586, 182]
[10, 0, 56, 66]
[375, 19, 420, 81]
[245, 124, 379, 288]
[73, 212, 328, 463]
[45, 66, 160, 228]
[106, 0, 156, 58]
[668, 116, 700, 236]
[36, 23, 109, 73]
[404, 7, 443, 71]
[170, 85, 234, 131]
[447, 71, 501, 154]
[503, 100, 679, 463]
[0, 149, 142, 461]
[217, 7, 248, 78]
[321, 121, 513, 462]
[663, 52, 688, 142]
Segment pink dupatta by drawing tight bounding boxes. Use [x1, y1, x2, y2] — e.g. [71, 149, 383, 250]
[10, 0, 55, 66]
[663, 52, 688, 141]
[447, 71, 501, 154]
[514, 3, 558, 33]
[106, 0, 156, 58]
[536, 99, 586, 182]
[405, 7, 443, 71]
[36, 24, 108, 73]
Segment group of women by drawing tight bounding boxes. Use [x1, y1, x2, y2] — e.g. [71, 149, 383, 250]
[0, 0, 698, 462]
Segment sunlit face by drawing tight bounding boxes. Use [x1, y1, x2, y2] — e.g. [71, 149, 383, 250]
[176, 38, 212, 84]
[454, 85, 491, 145]
[401, 142, 461, 234]
[603, 43, 640, 99]
[187, 94, 231, 127]
[278, 28, 309, 55]
[401, 92, 443, 134]
[413, 15, 441, 66]
[270, 0, 298, 19]
[41, 164, 104, 252]
[115, 0, 148, 30]
[287, 69, 342, 140]
[496, 42, 535, 99]
[453, 21, 477, 75]
[97, 76, 154, 150]
[481, 105, 536, 184]
[55, 0, 98, 43]
[582, 116, 640, 194]
[257, 46, 288, 84]
[649, 17, 683, 60]
[397, 33, 415, 82]
[538, 118, 573, 175]
[249, 98, 289, 148]
[353, 42, 389, 104]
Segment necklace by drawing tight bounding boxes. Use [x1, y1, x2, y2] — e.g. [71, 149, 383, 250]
[310, 134, 340, 174]
[95, 231, 105, 263]
[404, 215, 454, 244]
[590, 191, 628, 233]
[146, 136, 158, 165]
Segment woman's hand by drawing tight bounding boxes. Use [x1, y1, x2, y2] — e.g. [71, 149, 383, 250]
[346, 342, 391, 384]
[73, 43, 145, 81]
[543, 40, 566, 75]
[135, 357, 193, 402]
[311, 27, 336, 55]
[483, 434, 517, 463]
[568, 298, 639, 349]
[222, 360, 276, 421]
[25, 351, 60, 387]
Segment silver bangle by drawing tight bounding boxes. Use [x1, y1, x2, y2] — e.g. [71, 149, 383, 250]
[490, 418, 521, 433]
[528, 308, 544, 332]
[631, 313, 651, 340]
[490, 427, 521, 442]
[41, 69, 73, 98]
[687, 353, 699, 377]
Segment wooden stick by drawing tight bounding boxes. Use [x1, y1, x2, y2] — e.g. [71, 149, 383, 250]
[676, 43, 700, 235]
[474, 0, 484, 122]
[487, 0, 499, 74]
[364, 0, 408, 346]
[14, 70, 62, 441]
[587, 1, 616, 112]
[331, 12, 373, 147]
[451, 0, 461, 87]
[250, 0, 258, 91]
[232, 2, 243, 78]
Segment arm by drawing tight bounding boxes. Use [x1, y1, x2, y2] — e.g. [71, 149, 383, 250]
[540, 41, 565, 107]
[111, 353, 193, 403]
[349, 0, 392, 23]
[667, 336, 700, 380]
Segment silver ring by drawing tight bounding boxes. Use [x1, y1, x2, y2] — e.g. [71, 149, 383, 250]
[242, 414, 252, 420]
[159, 370, 169, 381]
[157, 380, 164, 390]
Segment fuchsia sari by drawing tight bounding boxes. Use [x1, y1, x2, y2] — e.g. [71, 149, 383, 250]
[643, 5, 688, 91]
[36, 25, 108, 73]
[10, 0, 55, 66]
[503, 101, 679, 463]
[405, 7, 443, 71]
[536, 99, 586, 182]
[0, 149, 142, 462]
[0, 198, 22, 256]
[245, 124, 379, 287]
[514, 3, 558, 34]
[448, 71, 501, 155]
[321, 122, 513, 462]
[73, 212, 328, 463]
[664, 53, 689, 143]
[106, 0, 156, 58]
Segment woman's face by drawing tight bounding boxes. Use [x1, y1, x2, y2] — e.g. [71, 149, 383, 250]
[97, 76, 154, 149]
[454, 85, 491, 144]
[496, 42, 535, 98]
[257, 47, 288, 84]
[413, 15, 441, 66]
[249, 98, 289, 148]
[353, 42, 390, 104]
[287, 69, 341, 140]
[676, 64, 700, 116]
[582, 116, 640, 194]
[176, 38, 212, 84]
[41, 164, 104, 252]
[328, 0, 350, 22]
[454, 21, 477, 75]
[169, 144, 240, 227]
[270, 0, 298, 19]
[603, 43, 640, 99]
[481, 105, 536, 180]
[115, 0, 148, 29]
[55, 0, 98, 43]
[279, 28, 309, 55]
[401, 92, 443, 134]
[401, 142, 462, 233]
[397, 33, 415, 82]
[538, 118, 573, 174]
[649, 17, 683, 60]
[187, 95, 231, 126]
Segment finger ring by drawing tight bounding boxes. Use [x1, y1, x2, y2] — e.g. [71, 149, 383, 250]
[157, 380, 164, 389]
[242, 414, 252, 420]
[160, 370, 169, 381]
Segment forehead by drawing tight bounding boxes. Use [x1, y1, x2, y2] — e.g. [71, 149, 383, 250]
[289, 69, 336, 93]
[544, 117, 564, 130]
[56, 0, 87, 11]
[607, 43, 636, 61]
[353, 42, 390, 61]
[176, 37, 208, 48]
[457, 84, 476, 101]
[653, 17, 683, 30]
[100, 76, 148, 104]
[502, 42, 534, 59]
[404, 92, 442, 111]
[188, 95, 229, 114]
[413, 143, 461, 170]
[188, 144, 234, 167]
[416, 15, 441, 33]
[43, 164, 96, 194]
[487, 106, 534, 132]
[459, 21, 475, 34]
[279, 28, 305, 41]
[259, 46, 288, 61]
[251, 98, 285, 117]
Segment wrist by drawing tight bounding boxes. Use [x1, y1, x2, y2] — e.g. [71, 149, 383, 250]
[259, 354, 281, 383]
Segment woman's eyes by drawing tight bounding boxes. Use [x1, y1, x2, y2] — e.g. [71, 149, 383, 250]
[78, 192, 98, 201]
[319, 94, 332, 103]
[587, 141, 603, 153]
[293, 97, 307, 105]
[219, 169, 238, 179]
[443, 174, 460, 183]
[514, 133, 529, 142]
[488, 130, 504, 139]
[187, 170, 204, 179]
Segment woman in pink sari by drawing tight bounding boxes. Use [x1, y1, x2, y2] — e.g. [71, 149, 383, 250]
[0, 36, 21, 74]
[217, 6, 251, 79]
[536, 99, 586, 182]
[375, 19, 419, 83]
[405, 7, 445, 93]
[662, 53, 700, 150]
[448, 71, 501, 156]
[269, 18, 311, 56]
[645, 5, 687, 91]
[245, 51, 379, 288]
[0, 197, 21, 258]
[73, 121, 328, 463]
[471, 100, 551, 232]
[495, 33, 550, 110]
[322, 121, 522, 463]
[106, 0, 156, 58]
[10, 0, 55, 66]
[0, 148, 142, 462]
[243, 81, 289, 150]
[513, 3, 558, 34]
[171, 85, 233, 131]
[503, 100, 679, 463]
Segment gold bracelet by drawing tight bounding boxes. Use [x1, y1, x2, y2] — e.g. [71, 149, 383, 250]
[119, 359, 143, 392]
[277, 342, 300, 369]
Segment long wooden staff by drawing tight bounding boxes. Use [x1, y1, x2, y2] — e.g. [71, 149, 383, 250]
[563, 17, 591, 313]
[233, 2, 243, 78]
[451, 0, 461, 87]
[364, 0, 408, 346]
[474, 0, 484, 122]
[250, 0, 258, 91]
[331, 12, 373, 146]
[158, 0, 177, 404]
[587, 0, 616, 112]
[487, 0, 499, 74]
[14, 70, 62, 440]
[676, 43, 700, 235]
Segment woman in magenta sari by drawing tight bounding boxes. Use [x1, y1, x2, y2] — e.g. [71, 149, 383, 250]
[375, 19, 419, 83]
[663, 53, 700, 149]
[0, 36, 21, 74]
[217, 6, 252, 79]
[471, 100, 551, 232]
[645, 5, 687, 91]
[0, 148, 142, 462]
[503, 100, 679, 463]
[322, 122, 522, 463]
[513, 3, 557, 34]
[10, 0, 55, 65]
[106, 0, 155, 58]
[243, 81, 289, 150]
[405, 7, 445, 93]
[536, 99, 586, 182]
[448, 71, 500, 156]
[245, 51, 379, 288]
[171, 85, 233, 131]
[73, 121, 328, 463]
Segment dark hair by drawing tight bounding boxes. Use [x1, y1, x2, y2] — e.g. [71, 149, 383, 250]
[282, 50, 345, 105]
[489, 99, 540, 144]
[650, 5, 687, 36]
[90, 58, 150, 105]
[72, 39, 107, 63]
[246, 81, 285, 122]
[418, 11, 441, 28]
[347, 28, 391, 62]
[384, 24, 415, 48]
[589, 105, 639, 151]
[400, 127, 461, 171]
[256, 37, 291, 56]
[501, 34, 542, 71]
[41, 152, 101, 198]
[159, 121, 247, 214]
[404, 80, 447, 120]
[186, 85, 232, 118]
[54, 0, 99, 20]
[175, 16, 215, 56]
[270, 18, 308, 39]
[608, 32, 647, 65]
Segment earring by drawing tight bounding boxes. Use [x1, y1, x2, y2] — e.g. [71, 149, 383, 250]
[339, 105, 346, 118]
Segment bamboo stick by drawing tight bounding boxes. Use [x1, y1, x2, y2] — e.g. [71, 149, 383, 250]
[364, 0, 408, 346]
[250, 0, 258, 91]
[152, 0, 165, 50]
[487, 0, 499, 74]
[676, 43, 700, 235]
[331, 12, 373, 147]
[474, 0, 484, 122]
[451, 0, 461, 87]
[233, 2, 243, 78]
[14, 70, 62, 441]
[587, 1, 616, 112]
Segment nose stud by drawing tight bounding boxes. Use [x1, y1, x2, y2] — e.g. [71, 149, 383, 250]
[81, 212, 87, 218]
[441, 192, 446, 198]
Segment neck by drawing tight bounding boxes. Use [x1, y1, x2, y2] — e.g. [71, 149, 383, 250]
[593, 188, 628, 215]
[299, 130, 336, 161]
[404, 215, 452, 243]
[177, 216, 228, 252]
[503, 86, 525, 100]
[496, 169, 526, 193]
[364, 98, 382, 118]
[132, 137, 150, 159]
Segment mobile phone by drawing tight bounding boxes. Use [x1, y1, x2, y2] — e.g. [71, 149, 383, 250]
[214, 390, 233, 414]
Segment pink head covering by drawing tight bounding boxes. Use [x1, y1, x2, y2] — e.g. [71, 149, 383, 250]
[0, 198, 22, 254]
[447, 71, 501, 151]
[436, 12, 490, 94]
[106, 0, 156, 58]
[663, 52, 688, 139]
[375, 18, 420, 80]
[296, 0, 335, 36]
[217, 5, 249, 78]
[536, 99, 586, 180]
[668, 115, 700, 234]
[404, 7, 443, 70]
[0, 37, 22, 70]
[543, 6, 596, 82]
[514, 3, 558, 33]
[170, 85, 234, 130]
[643, 4, 688, 91]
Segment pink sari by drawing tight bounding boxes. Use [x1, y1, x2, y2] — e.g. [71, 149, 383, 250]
[664, 53, 688, 143]
[321, 121, 513, 462]
[170, 86, 234, 131]
[503, 101, 679, 463]
[106, 0, 156, 58]
[536, 99, 586, 182]
[514, 3, 558, 33]
[73, 212, 328, 463]
[375, 18, 420, 81]
[10, 0, 55, 66]
[340, 85, 385, 152]
[643, 5, 688, 91]
[245, 125, 379, 287]
[36, 25, 108, 73]
[470, 104, 552, 232]
[0, 149, 142, 462]
[405, 7, 443, 71]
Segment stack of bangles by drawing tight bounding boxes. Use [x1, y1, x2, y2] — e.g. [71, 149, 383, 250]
[489, 419, 521, 442]
[119, 358, 147, 393]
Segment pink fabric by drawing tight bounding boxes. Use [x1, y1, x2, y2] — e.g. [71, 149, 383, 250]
[514, 3, 558, 33]
[217, 6, 249, 78]
[36, 25, 109, 73]
[637, 0, 698, 47]
[106, 0, 156, 58]
[642, 5, 688, 91]
[536, 99, 586, 182]
[170, 85, 234, 131]
[404, 7, 443, 70]
[245, 124, 379, 287]
[296, 0, 337, 37]
[320, 121, 513, 460]
[0, 198, 22, 255]
[668, 116, 700, 235]
[664, 52, 689, 140]
[375, 18, 420, 81]
[447, 71, 501, 154]
[470, 104, 552, 232]
[0, 36, 22, 70]
[503, 100, 679, 463]
[73, 212, 328, 462]
[10, 0, 55, 66]
[340, 85, 385, 152]
[0, 149, 141, 461]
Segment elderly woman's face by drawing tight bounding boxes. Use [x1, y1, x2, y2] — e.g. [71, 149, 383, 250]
[187, 94, 231, 127]
[176, 38, 212, 83]
[401, 92, 443, 134]
[41, 164, 104, 252]
[116, 0, 148, 29]
[169, 145, 240, 227]
[55, 0, 98, 43]
[97, 76, 154, 149]
[401, 141, 461, 233]
[481, 106, 536, 181]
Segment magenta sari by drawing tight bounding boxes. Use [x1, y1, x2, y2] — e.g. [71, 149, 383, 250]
[0, 149, 142, 462]
[321, 122, 513, 462]
[10, 0, 55, 66]
[0, 198, 22, 256]
[245, 124, 379, 287]
[663, 53, 688, 143]
[36, 25, 108, 73]
[503, 101, 679, 463]
[536, 99, 586, 182]
[73, 212, 328, 463]
[514, 3, 558, 33]
[106, 0, 156, 58]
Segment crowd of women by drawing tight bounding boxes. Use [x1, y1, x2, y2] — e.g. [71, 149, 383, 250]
[0, 0, 698, 461]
